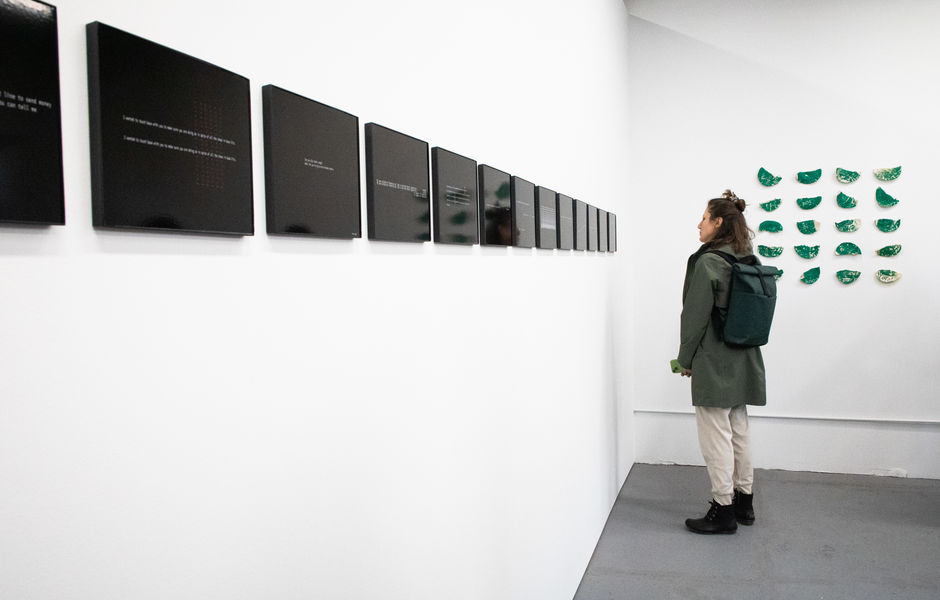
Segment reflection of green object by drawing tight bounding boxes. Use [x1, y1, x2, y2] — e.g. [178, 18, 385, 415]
[836, 269, 861, 284]
[801, 267, 821, 285]
[758, 245, 784, 257]
[496, 182, 511, 200]
[876, 270, 902, 284]
[876, 244, 902, 257]
[836, 168, 860, 183]
[797, 169, 822, 183]
[875, 219, 900, 232]
[873, 166, 902, 181]
[835, 219, 861, 232]
[450, 212, 468, 225]
[797, 196, 822, 209]
[419, 210, 430, 224]
[758, 220, 783, 232]
[450, 234, 470, 244]
[796, 220, 819, 234]
[774, 269, 784, 280]
[417, 231, 431, 241]
[875, 187, 899, 207]
[794, 245, 819, 259]
[758, 167, 781, 187]
[836, 242, 862, 255]
[836, 192, 857, 208]
[760, 199, 781, 212]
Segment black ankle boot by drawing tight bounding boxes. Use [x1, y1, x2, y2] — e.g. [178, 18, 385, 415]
[685, 500, 737, 534]
[733, 489, 755, 526]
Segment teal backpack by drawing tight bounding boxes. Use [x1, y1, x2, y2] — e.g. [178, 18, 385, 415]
[708, 251, 778, 347]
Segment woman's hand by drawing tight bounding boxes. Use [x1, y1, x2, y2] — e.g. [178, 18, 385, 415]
[680, 368, 692, 378]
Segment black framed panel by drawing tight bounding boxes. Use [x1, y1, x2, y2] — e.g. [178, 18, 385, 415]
[574, 199, 587, 250]
[86, 22, 253, 234]
[587, 205, 598, 251]
[535, 186, 557, 250]
[510, 176, 536, 248]
[0, 0, 64, 224]
[608, 213, 617, 252]
[432, 147, 478, 245]
[556, 193, 573, 250]
[478, 164, 511, 246]
[598, 209, 608, 252]
[365, 123, 430, 243]
[262, 85, 360, 238]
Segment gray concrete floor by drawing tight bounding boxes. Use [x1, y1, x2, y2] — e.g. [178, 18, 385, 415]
[573, 464, 940, 600]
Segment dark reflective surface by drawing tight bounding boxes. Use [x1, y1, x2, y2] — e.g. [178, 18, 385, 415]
[574, 199, 588, 250]
[536, 186, 557, 250]
[365, 123, 430, 242]
[511, 176, 536, 248]
[556, 193, 573, 250]
[478, 164, 511, 246]
[432, 147, 478, 245]
[0, 0, 64, 224]
[608, 213, 617, 252]
[588, 205, 598, 251]
[262, 85, 360, 238]
[598, 209, 609, 252]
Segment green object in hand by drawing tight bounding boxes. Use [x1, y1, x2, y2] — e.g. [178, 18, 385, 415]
[670, 359, 682, 374]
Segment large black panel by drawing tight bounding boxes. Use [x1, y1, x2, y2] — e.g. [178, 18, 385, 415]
[535, 186, 557, 250]
[510, 176, 535, 248]
[86, 22, 253, 234]
[608, 213, 617, 252]
[478, 164, 511, 246]
[262, 85, 360, 238]
[432, 147, 477, 245]
[587, 205, 598, 251]
[556, 193, 573, 250]
[598, 209, 608, 252]
[365, 123, 430, 242]
[574, 199, 587, 251]
[0, 0, 64, 225]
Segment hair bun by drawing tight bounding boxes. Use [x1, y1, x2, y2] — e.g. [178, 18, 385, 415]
[721, 189, 746, 212]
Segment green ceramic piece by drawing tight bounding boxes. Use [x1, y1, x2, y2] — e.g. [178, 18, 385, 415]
[835, 219, 861, 233]
[875, 187, 899, 207]
[774, 269, 784, 281]
[758, 220, 783, 233]
[875, 219, 900, 233]
[760, 199, 782, 212]
[835, 242, 862, 256]
[836, 192, 857, 208]
[797, 169, 822, 184]
[758, 167, 782, 187]
[800, 267, 821, 285]
[835, 168, 860, 183]
[876, 244, 902, 257]
[876, 270, 902, 284]
[758, 245, 784, 258]
[794, 245, 820, 259]
[797, 196, 823, 210]
[796, 220, 819, 234]
[836, 269, 862, 284]
[873, 166, 902, 181]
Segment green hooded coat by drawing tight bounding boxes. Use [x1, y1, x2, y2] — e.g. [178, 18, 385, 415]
[678, 244, 767, 408]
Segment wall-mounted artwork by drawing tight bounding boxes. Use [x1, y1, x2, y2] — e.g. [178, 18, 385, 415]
[797, 168, 821, 184]
[758, 220, 783, 233]
[835, 242, 861, 256]
[587, 205, 598, 251]
[262, 85, 359, 238]
[608, 213, 617, 253]
[836, 192, 856, 208]
[836, 269, 861, 285]
[574, 199, 588, 251]
[87, 22, 253, 234]
[760, 199, 781, 212]
[875, 187, 899, 208]
[478, 165, 511, 246]
[510, 176, 536, 248]
[835, 219, 860, 233]
[432, 147, 478, 245]
[875, 218, 900, 233]
[873, 166, 901, 181]
[835, 168, 860, 183]
[1, 0, 64, 225]
[365, 123, 430, 242]
[794, 245, 819, 259]
[758, 245, 783, 258]
[876, 244, 902, 257]
[797, 196, 822, 210]
[556, 193, 574, 250]
[800, 267, 821, 285]
[757, 167, 781, 187]
[598, 209, 609, 252]
[535, 186, 557, 250]
[796, 220, 819, 234]
[876, 270, 901, 284]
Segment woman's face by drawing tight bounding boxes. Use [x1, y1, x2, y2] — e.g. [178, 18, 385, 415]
[698, 209, 722, 243]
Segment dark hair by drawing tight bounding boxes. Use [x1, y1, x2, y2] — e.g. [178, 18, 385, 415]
[706, 190, 753, 254]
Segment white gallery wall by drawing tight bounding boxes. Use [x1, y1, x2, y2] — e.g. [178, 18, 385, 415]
[625, 0, 940, 478]
[0, 2, 632, 600]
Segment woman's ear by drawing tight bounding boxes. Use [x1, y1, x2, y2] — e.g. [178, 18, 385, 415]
[714, 216, 723, 229]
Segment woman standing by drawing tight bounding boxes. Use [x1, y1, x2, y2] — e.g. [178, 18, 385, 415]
[677, 190, 766, 535]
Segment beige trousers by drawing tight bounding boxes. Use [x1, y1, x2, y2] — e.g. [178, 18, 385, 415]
[695, 404, 753, 506]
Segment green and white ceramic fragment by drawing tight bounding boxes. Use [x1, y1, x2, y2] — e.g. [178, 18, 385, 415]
[797, 196, 823, 210]
[835, 219, 861, 233]
[875, 187, 899, 207]
[835, 242, 862, 256]
[758, 167, 782, 187]
[759, 220, 783, 233]
[796, 220, 820, 234]
[794, 245, 820, 259]
[836, 269, 862, 284]
[800, 267, 821, 285]
[760, 199, 782, 212]
[876, 244, 902, 257]
[876, 270, 902, 284]
[797, 169, 822, 184]
[875, 219, 900, 233]
[835, 168, 860, 183]
[758, 245, 784, 258]
[836, 192, 856, 208]
[873, 166, 902, 181]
